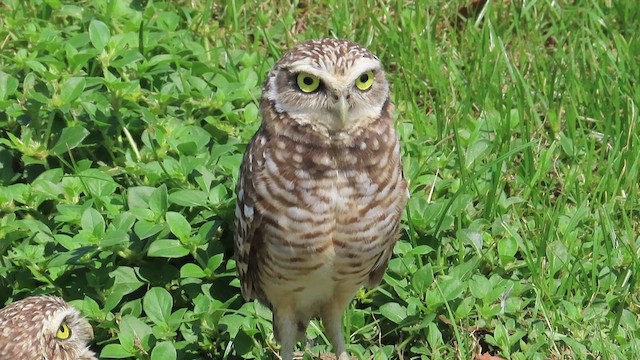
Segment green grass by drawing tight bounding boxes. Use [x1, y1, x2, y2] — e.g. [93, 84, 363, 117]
[1, 0, 639, 359]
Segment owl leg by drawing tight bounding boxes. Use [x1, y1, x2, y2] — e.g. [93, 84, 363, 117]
[320, 299, 350, 360]
[274, 310, 297, 360]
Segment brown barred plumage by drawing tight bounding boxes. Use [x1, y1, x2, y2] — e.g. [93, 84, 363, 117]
[0, 296, 97, 359]
[234, 38, 408, 360]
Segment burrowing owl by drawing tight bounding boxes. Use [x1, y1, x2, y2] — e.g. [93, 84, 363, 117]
[0, 295, 97, 359]
[234, 38, 408, 360]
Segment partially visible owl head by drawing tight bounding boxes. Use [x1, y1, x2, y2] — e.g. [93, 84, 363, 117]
[0, 295, 97, 360]
[263, 38, 390, 134]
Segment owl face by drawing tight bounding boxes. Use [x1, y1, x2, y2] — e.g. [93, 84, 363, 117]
[44, 303, 96, 360]
[0, 296, 97, 360]
[264, 38, 390, 134]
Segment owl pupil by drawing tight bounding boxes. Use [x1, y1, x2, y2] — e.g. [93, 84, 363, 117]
[303, 76, 314, 85]
[360, 74, 369, 82]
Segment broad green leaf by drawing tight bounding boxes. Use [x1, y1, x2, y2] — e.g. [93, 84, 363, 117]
[0, 148, 15, 183]
[149, 184, 168, 215]
[112, 211, 137, 232]
[25, 60, 47, 74]
[50, 126, 89, 155]
[166, 211, 190, 240]
[77, 168, 118, 197]
[219, 314, 246, 338]
[143, 287, 173, 326]
[465, 139, 492, 169]
[107, 266, 145, 308]
[469, 274, 491, 300]
[454, 296, 475, 319]
[447, 258, 480, 280]
[169, 189, 209, 207]
[59, 4, 83, 19]
[89, 20, 111, 50]
[128, 186, 155, 208]
[147, 239, 189, 258]
[79, 296, 102, 318]
[498, 237, 518, 260]
[493, 322, 509, 348]
[32, 179, 62, 199]
[180, 263, 206, 279]
[0, 72, 19, 100]
[120, 299, 143, 319]
[100, 229, 129, 247]
[440, 277, 466, 302]
[411, 264, 433, 292]
[167, 307, 188, 330]
[150, 341, 177, 360]
[234, 330, 255, 357]
[209, 183, 229, 205]
[111, 49, 144, 68]
[458, 228, 483, 253]
[243, 102, 259, 122]
[156, 11, 181, 31]
[176, 141, 197, 155]
[100, 343, 134, 358]
[405, 245, 434, 257]
[426, 322, 443, 348]
[206, 253, 224, 273]
[54, 228, 84, 250]
[118, 315, 153, 353]
[81, 207, 105, 237]
[379, 302, 407, 324]
[133, 220, 165, 239]
[1, 183, 29, 203]
[59, 77, 86, 103]
[196, 220, 219, 245]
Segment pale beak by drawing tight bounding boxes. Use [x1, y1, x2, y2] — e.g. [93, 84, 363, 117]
[336, 96, 349, 127]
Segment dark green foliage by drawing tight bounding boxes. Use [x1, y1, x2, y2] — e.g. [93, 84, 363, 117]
[0, 0, 638, 359]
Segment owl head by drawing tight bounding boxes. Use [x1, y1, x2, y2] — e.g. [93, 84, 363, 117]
[262, 38, 390, 135]
[0, 296, 97, 360]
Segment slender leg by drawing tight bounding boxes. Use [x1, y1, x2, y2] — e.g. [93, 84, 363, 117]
[274, 311, 296, 360]
[320, 297, 352, 360]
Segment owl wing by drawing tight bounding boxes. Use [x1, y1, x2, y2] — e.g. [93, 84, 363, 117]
[365, 208, 404, 288]
[234, 130, 267, 302]
[366, 160, 408, 288]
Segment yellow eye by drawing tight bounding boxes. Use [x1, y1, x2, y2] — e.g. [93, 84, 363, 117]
[296, 72, 320, 93]
[355, 70, 374, 91]
[56, 322, 71, 340]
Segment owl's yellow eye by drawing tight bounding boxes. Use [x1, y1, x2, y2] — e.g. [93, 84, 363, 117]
[355, 70, 374, 91]
[296, 72, 320, 93]
[56, 322, 71, 339]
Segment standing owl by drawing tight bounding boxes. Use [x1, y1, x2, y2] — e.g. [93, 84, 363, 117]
[0, 295, 97, 360]
[234, 38, 408, 360]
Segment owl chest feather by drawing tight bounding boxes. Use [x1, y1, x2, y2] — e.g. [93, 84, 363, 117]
[250, 123, 404, 288]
